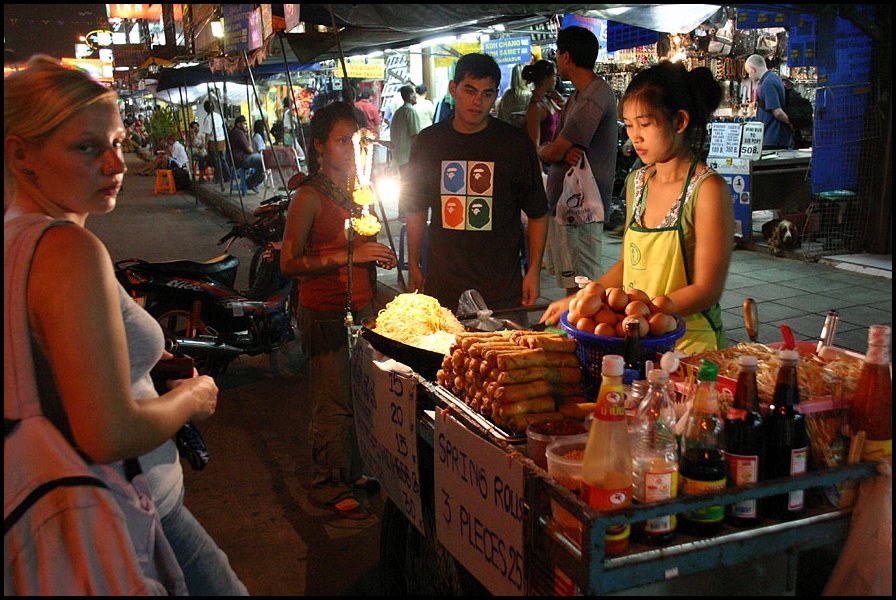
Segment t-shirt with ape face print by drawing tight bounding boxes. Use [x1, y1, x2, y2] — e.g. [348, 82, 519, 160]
[401, 117, 547, 311]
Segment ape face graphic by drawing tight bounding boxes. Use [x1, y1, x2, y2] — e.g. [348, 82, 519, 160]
[466, 197, 492, 230]
[468, 162, 493, 195]
[442, 161, 466, 193]
[442, 196, 465, 229]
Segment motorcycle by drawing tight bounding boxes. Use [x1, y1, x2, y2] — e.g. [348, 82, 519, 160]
[116, 196, 296, 375]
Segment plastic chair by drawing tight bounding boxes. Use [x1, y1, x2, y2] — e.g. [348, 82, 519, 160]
[229, 167, 257, 195]
[154, 169, 176, 194]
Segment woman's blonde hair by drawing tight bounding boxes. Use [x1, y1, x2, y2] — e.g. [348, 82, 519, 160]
[5, 54, 118, 204]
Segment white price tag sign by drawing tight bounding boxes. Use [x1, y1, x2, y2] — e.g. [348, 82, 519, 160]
[434, 412, 527, 596]
[351, 337, 424, 534]
[709, 122, 743, 158]
[741, 122, 764, 158]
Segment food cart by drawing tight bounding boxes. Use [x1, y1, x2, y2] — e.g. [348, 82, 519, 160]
[351, 316, 883, 596]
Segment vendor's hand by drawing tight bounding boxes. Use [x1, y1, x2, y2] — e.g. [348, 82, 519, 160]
[353, 242, 396, 267]
[408, 264, 425, 294]
[539, 294, 575, 326]
[168, 375, 218, 422]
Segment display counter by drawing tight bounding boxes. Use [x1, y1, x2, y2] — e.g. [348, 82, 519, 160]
[353, 336, 881, 596]
[750, 149, 813, 213]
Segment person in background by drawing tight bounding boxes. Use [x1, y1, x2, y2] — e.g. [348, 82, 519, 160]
[280, 102, 396, 519]
[229, 115, 266, 194]
[745, 54, 793, 149]
[5, 54, 247, 595]
[166, 133, 189, 171]
[187, 120, 207, 172]
[389, 84, 422, 174]
[541, 61, 733, 354]
[523, 59, 564, 150]
[538, 26, 618, 296]
[401, 53, 548, 313]
[282, 96, 298, 149]
[414, 83, 435, 129]
[201, 99, 229, 183]
[252, 119, 267, 153]
[131, 136, 173, 176]
[496, 63, 531, 128]
[354, 88, 382, 132]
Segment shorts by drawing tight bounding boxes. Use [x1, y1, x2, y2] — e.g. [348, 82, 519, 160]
[546, 219, 603, 289]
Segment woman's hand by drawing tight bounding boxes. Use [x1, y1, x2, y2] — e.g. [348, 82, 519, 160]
[353, 241, 396, 268]
[539, 294, 575, 326]
[168, 375, 218, 422]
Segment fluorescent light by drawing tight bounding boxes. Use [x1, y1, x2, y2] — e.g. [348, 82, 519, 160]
[211, 19, 224, 38]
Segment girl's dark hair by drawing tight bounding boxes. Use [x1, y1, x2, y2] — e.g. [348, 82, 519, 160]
[307, 101, 359, 174]
[253, 119, 265, 136]
[622, 61, 722, 151]
[522, 60, 555, 86]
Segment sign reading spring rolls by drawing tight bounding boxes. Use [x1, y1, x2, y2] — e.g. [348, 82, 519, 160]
[351, 337, 424, 534]
[435, 412, 526, 596]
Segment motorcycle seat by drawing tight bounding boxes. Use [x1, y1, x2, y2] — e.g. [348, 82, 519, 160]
[137, 254, 240, 278]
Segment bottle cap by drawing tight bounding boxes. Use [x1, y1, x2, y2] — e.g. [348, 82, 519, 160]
[697, 359, 719, 381]
[602, 354, 624, 376]
[737, 354, 758, 369]
[868, 324, 891, 347]
[778, 349, 799, 363]
[648, 368, 669, 384]
[574, 275, 591, 288]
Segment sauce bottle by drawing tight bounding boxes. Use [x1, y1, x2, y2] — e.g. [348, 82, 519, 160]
[632, 368, 679, 544]
[764, 350, 809, 520]
[724, 354, 766, 526]
[849, 324, 892, 461]
[679, 359, 726, 535]
[581, 355, 633, 556]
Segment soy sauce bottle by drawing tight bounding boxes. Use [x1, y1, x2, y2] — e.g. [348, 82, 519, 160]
[679, 360, 726, 536]
[724, 354, 765, 526]
[764, 350, 809, 520]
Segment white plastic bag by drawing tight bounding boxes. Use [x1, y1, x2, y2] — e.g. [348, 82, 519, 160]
[555, 156, 604, 226]
[823, 463, 892, 596]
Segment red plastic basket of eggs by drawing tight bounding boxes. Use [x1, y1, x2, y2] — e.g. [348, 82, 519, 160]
[559, 283, 685, 387]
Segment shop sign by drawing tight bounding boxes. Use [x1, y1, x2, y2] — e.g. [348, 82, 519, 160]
[740, 122, 764, 159]
[107, 4, 148, 20]
[707, 156, 752, 239]
[334, 59, 385, 79]
[434, 42, 482, 68]
[350, 338, 424, 535]
[709, 121, 764, 159]
[223, 4, 254, 54]
[434, 411, 526, 596]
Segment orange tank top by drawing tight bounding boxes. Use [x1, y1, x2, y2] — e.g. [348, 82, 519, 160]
[298, 174, 374, 312]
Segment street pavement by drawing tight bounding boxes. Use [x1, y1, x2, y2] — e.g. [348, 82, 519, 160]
[85, 155, 891, 595]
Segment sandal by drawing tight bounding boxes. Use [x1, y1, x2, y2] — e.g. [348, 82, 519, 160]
[328, 496, 372, 520]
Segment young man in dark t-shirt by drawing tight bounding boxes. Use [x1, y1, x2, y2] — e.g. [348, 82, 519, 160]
[401, 53, 549, 312]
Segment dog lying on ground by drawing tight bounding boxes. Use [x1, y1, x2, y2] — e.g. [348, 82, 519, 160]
[762, 218, 801, 256]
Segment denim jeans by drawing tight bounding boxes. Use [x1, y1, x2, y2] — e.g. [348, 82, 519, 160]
[242, 153, 266, 189]
[161, 500, 249, 595]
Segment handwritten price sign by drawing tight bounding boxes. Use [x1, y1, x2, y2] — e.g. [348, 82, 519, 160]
[351, 337, 424, 534]
[434, 412, 527, 596]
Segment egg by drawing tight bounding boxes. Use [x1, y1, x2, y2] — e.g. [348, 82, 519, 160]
[626, 288, 651, 304]
[615, 320, 627, 337]
[567, 297, 582, 324]
[624, 300, 651, 319]
[622, 314, 649, 337]
[585, 281, 606, 298]
[650, 295, 677, 315]
[649, 313, 678, 336]
[594, 307, 619, 325]
[606, 287, 629, 312]
[576, 316, 596, 333]
[594, 322, 616, 337]
[578, 292, 603, 318]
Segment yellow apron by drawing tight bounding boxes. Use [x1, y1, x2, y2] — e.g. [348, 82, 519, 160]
[622, 160, 726, 354]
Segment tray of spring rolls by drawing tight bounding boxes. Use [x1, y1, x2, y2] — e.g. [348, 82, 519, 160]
[435, 329, 586, 440]
[362, 293, 586, 442]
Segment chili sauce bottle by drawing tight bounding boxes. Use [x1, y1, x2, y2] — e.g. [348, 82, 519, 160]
[581, 355, 633, 556]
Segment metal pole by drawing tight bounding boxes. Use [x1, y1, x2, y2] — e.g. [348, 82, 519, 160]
[243, 50, 291, 195]
[278, 33, 309, 177]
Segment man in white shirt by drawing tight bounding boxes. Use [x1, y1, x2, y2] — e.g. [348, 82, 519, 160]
[415, 84, 435, 129]
[389, 85, 422, 173]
